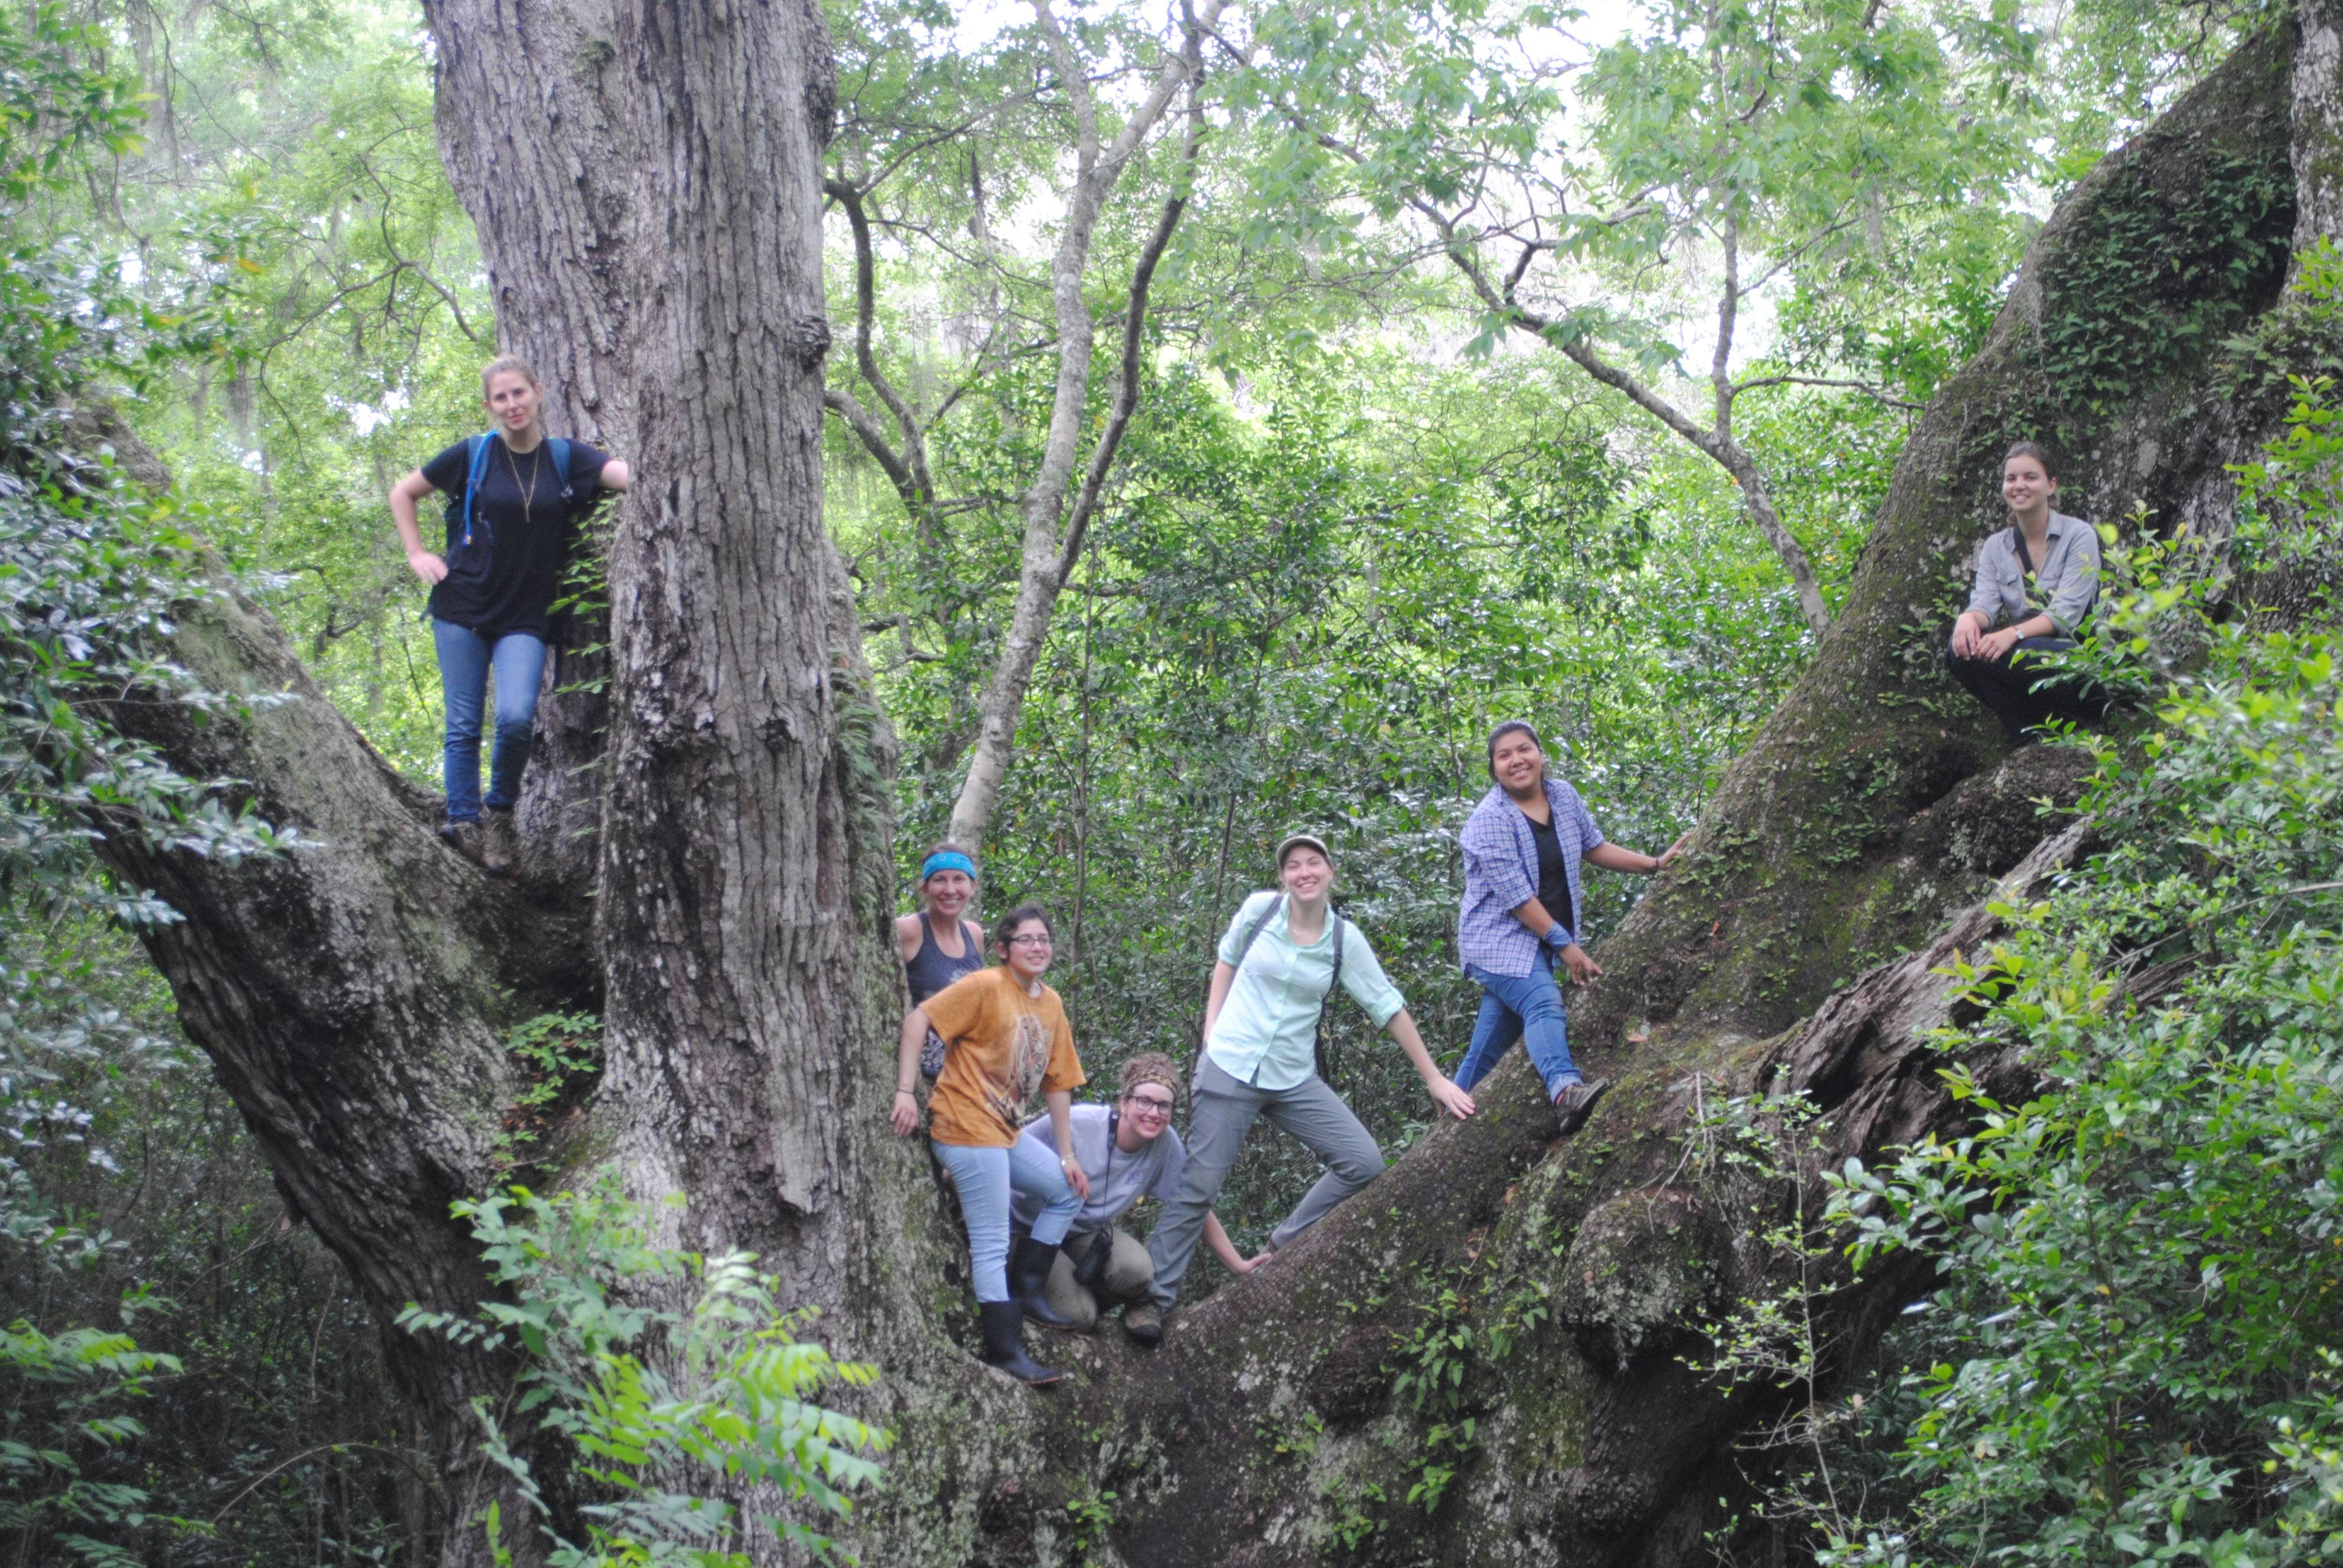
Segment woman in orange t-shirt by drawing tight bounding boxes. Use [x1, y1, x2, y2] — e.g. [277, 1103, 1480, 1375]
[890, 903, 1087, 1385]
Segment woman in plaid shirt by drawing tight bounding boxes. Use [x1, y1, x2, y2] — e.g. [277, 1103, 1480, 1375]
[1453, 722, 1687, 1132]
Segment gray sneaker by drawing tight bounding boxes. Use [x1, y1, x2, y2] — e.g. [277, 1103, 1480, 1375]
[480, 809, 519, 877]
[1554, 1076, 1613, 1135]
[439, 819, 483, 865]
[1121, 1302, 1164, 1347]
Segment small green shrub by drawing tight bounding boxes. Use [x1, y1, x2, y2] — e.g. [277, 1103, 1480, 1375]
[401, 1168, 890, 1566]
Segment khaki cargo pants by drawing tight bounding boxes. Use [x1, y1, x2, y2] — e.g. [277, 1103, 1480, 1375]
[1042, 1226, 1154, 1331]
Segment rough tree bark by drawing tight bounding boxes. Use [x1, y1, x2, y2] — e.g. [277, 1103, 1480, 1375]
[82, 8, 2338, 1568]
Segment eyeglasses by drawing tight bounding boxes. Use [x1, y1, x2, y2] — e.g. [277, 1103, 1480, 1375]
[1127, 1095, 1175, 1114]
[1007, 933, 1054, 947]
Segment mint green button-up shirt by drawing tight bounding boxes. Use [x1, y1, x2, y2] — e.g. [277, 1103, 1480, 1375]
[1203, 890, 1408, 1091]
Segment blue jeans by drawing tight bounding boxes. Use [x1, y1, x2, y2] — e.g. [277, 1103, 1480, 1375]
[932, 1138, 1080, 1304]
[431, 619, 547, 823]
[1452, 951, 1582, 1099]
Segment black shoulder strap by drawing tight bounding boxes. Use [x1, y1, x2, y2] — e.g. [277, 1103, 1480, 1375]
[2010, 522, 2036, 580]
[1233, 893, 1285, 971]
[1312, 909, 1347, 1082]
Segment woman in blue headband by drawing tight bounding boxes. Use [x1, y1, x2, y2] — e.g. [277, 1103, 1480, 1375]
[898, 841, 985, 1080]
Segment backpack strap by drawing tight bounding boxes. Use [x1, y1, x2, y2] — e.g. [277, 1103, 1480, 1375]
[1231, 892, 1285, 972]
[548, 436, 575, 501]
[1312, 911, 1346, 1082]
[460, 432, 496, 547]
[2010, 522, 2036, 581]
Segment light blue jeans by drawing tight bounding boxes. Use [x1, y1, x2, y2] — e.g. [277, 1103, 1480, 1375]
[1451, 949, 1584, 1100]
[933, 1137, 1080, 1303]
[431, 619, 547, 823]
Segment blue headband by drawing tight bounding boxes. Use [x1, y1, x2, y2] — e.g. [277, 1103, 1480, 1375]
[921, 851, 977, 882]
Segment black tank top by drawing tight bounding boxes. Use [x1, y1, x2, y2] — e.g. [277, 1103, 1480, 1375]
[904, 915, 984, 1004]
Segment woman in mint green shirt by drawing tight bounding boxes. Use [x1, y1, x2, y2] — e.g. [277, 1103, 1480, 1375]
[1132, 834, 1476, 1342]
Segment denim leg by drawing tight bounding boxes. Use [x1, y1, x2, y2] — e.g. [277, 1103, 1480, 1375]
[483, 632, 548, 811]
[1462, 959, 1579, 1099]
[1507, 959, 1579, 1098]
[932, 1141, 1012, 1302]
[431, 619, 490, 823]
[1005, 1133, 1080, 1246]
[1452, 977, 1524, 1092]
[1260, 1075, 1386, 1249]
[1145, 1056, 1266, 1308]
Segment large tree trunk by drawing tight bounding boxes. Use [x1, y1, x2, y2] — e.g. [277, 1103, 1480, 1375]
[84, 8, 2340, 1568]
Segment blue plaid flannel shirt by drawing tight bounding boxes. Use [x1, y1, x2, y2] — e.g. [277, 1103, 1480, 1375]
[1457, 779, 1605, 978]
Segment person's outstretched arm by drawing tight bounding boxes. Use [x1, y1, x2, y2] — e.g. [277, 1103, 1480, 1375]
[1584, 835, 1689, 876]
[1204, 1212, 1264, 1275]
[1385, 1010, 1475, 1119]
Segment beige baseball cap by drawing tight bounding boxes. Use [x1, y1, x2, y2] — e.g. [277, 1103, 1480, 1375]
[1274, 832, 1334, 868]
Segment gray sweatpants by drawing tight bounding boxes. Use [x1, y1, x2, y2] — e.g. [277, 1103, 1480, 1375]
[1145, 1054, 1386, 1309]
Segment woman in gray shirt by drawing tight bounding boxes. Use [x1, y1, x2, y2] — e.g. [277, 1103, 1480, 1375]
[1949, 442, 2106, 743]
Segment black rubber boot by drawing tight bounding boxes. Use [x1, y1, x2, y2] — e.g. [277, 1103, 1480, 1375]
[978, 1300, 1063, 1386]
[1009, 1234, 1077, 1330]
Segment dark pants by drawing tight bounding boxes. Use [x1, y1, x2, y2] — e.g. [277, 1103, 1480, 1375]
[1948, 636, 2105, 742]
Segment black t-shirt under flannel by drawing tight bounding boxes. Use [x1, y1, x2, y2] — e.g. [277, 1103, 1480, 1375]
[1529, 814, 1571, 939]
[420, 436, 610, 640]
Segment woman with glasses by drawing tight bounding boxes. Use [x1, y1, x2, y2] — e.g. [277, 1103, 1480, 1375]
[1009, 1053, 1263, 1338]
[889, 905, 1088, 1386]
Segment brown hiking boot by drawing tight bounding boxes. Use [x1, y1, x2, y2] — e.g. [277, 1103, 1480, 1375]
[1554, 1076, 1613, 1135]
[1121, 1302, 1164, 1347]
[439, 819, 483, 865]
[480, 809, 518, 877]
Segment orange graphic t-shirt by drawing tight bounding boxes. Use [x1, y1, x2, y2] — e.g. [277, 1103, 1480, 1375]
[922, 966, 1086, 1148]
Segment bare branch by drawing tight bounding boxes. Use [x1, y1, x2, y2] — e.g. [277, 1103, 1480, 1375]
[822, 387, 920, 502]
[1057, 78, 1206, 587]
[1730, 374, 1924, 411]
[824, 177, 935, 508]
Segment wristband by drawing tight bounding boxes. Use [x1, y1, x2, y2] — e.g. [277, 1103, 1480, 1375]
[894, 1087, 915, 1097]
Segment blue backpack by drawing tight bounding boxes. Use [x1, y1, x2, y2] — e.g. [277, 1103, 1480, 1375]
[444, 431, 574, 552]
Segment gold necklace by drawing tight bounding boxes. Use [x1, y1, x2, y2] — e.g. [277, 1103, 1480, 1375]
[502, 439, 543, 528]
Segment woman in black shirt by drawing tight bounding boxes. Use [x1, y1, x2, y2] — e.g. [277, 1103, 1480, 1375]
[388, 357, 631, 874]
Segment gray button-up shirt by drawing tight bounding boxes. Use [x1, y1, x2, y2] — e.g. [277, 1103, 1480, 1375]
[1965, 512, 2102, 636]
